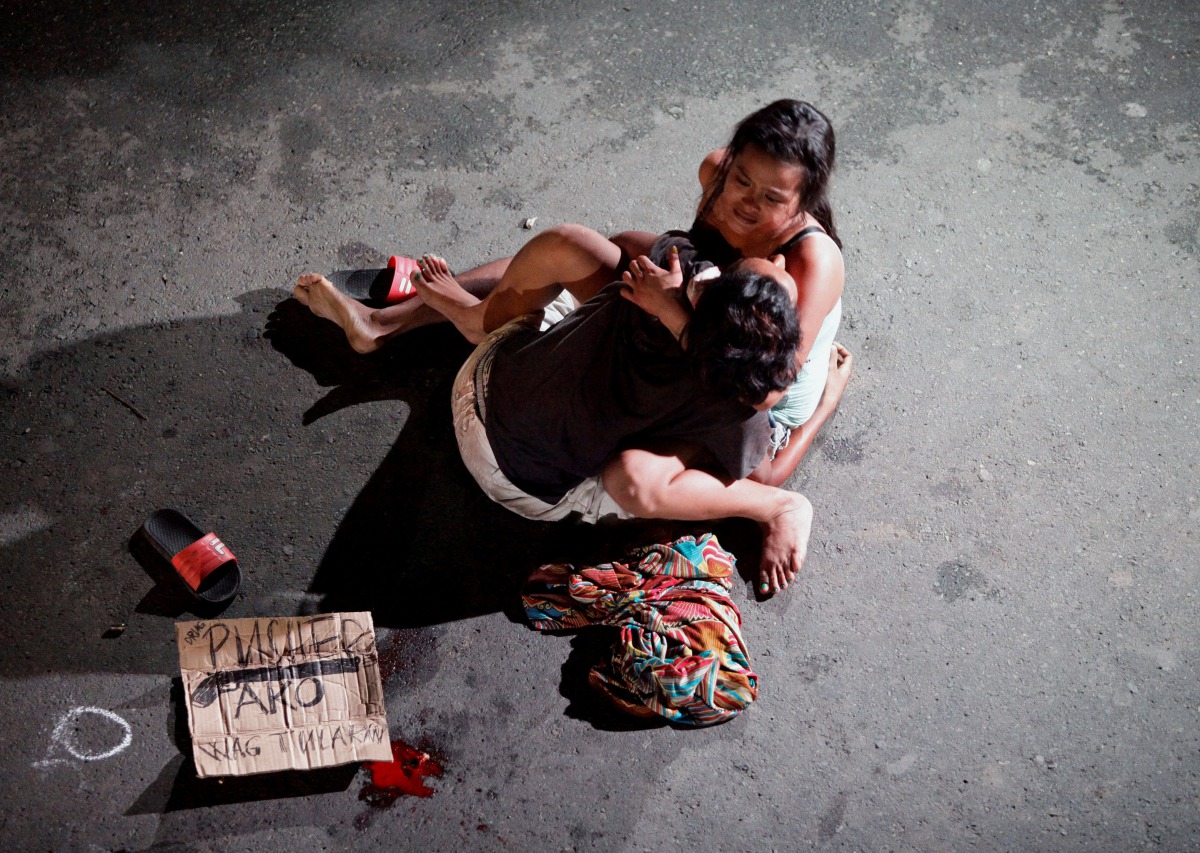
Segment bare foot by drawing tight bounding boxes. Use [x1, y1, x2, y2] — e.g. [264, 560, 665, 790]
[825, 342, 853, 403]
[293, 273, 381, 354]
[412, 255, 485, 343]
[757, 493, 813, 595]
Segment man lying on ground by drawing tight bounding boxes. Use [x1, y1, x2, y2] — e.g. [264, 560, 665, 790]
[297, 233, 813, 593]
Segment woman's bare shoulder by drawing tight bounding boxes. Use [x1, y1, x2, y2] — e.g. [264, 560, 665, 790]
[698, 149, 727, 187]
[785, 228, 844, 297]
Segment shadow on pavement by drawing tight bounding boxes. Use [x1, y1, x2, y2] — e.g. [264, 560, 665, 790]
[124, 680, 358, 815]
[263, 296, 628, 629]
[0, 289, 613, 681]
[127, 754, 360, 815]
[2, 290, 763, 826]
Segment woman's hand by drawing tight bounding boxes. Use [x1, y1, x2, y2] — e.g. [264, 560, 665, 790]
[620, 247, 692, 340]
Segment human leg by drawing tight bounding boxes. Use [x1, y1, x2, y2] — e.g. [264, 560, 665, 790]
[609, 230, 658, 267]
[296, 224, 625, 350]
[414, 224, 624, 344]
[296, 221, 626, 350]
[293, 255, 512, 353]
[367, 255, 512, 337]
[602, 447, 813, 595]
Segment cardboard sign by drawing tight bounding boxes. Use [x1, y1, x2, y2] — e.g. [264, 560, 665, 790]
[176, 612, 391, 777]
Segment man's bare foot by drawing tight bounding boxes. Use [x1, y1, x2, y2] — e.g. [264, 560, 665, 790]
[293, 273, 381, 354]
[412, 255, 485, 343]
[758, 493, 813, 595]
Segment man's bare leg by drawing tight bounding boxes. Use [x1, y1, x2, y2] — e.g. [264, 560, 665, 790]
[296, 223, 624, 350]
[370, 256, 512, 336]
[293, 274, 382, 353]
[293, 256, 511, 353]
[411, 224, 624, 345]
[602, 447, 814, 595]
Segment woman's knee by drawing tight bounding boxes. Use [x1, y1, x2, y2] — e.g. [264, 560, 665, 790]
[609, 230, 657, 261]
[533, 224, 619, 267]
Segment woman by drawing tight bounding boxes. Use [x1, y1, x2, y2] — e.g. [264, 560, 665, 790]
[616, 98, 851, 486]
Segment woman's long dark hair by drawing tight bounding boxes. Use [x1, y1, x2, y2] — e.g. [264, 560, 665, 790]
[698, 99, 841, 249]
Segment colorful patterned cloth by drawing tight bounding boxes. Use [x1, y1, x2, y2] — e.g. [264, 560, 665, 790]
[523, 533, 757, 726]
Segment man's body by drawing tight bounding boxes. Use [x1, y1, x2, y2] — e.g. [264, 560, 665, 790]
[446, 247, 813, 594]
[472, 281, 770, 513]
[296, 236, 815, 593]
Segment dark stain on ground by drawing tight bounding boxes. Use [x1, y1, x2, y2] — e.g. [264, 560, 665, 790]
[570, 822, 607, 846]
[817, 792, 848, 843]
[277, 115, 325, 206]
[338, 241, 388, 268]
[798, 653, 836, 684]
[355, 739, 446, 830]
[376, 626, 440, 692]
[420, 185, 456, 223]
[931, 476, 967, 500]
[820, 431, 865, 464]
[935, 558, 988, 603]
[361, 740, 443, 802]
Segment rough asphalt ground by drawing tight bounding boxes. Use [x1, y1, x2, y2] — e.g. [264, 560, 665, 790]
[1, 1, 1197, 850]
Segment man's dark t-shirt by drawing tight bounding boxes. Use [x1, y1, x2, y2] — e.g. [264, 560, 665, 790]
[483, 283, 770, 503]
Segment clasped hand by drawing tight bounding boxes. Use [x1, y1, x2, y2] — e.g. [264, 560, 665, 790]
[619, 246, 694, 340]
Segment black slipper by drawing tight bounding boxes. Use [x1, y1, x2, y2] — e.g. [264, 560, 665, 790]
[138, 508, 241, 605]
[328, 255, 420, 305]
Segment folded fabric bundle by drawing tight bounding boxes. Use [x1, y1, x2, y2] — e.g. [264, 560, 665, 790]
[523, 533, 757, 726]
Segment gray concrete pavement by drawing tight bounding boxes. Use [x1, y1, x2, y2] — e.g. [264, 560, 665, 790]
[1, 0, 1197, 849]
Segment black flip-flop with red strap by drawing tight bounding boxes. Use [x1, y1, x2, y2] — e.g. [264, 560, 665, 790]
[139, 509, 241, 605]
[327, 255, 421, 305]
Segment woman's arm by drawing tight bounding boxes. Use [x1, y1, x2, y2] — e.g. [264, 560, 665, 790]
[696, 149, 727, 214]
[751, 239, 847, 486]
[748, 343, 852, 487]
[785, 231, 844, 367]
[699, 149, 726, 188]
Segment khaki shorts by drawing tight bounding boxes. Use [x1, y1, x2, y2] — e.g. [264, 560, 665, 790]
[451, 312, 633, 524]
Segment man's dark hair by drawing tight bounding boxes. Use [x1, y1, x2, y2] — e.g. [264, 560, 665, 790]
[687, 269, 800, 406]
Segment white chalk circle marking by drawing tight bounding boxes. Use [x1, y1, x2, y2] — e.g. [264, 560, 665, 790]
[47, 706, 133, 762]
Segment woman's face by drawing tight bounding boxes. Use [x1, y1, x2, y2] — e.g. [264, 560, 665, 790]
[713, 144, 805, 241]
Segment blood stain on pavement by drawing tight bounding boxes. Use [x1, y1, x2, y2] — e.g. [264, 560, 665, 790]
[359, 739, 444, 808]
